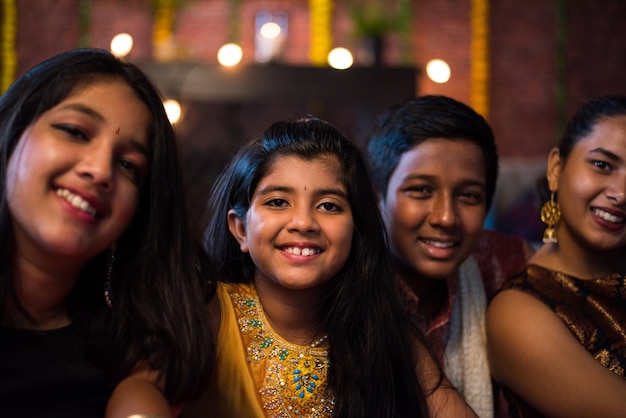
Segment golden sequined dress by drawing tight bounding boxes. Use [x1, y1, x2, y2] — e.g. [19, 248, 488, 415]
[501, 264, 626, 418]
[185, 282, 334, 418]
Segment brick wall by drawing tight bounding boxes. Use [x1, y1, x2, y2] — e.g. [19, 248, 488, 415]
[11, 0, 626, 159]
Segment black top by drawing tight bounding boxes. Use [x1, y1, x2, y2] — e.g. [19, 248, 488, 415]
[0, 323, 113, 417]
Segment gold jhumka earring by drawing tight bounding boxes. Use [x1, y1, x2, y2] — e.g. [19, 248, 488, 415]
[540, 192, 561, 243]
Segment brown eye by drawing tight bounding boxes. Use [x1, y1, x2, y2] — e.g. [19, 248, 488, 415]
[319, 202, 341, 212]
[53, 124, 88, 140]
[119, 159, 142, 185]
[592, 160, 611, 171]
[266, 199, 288, 207]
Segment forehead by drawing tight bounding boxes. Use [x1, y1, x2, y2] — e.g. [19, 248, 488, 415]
[59, 79, 151, 139]
[392, 138, 486, 181]
[574, 115, 626, 153]
[260, 154, 344, 187]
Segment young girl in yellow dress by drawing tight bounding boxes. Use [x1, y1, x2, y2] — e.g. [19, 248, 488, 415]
[184, 117, 477, 417]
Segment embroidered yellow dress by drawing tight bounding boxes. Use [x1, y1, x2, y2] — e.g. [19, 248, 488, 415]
[185, 282, 334, 418]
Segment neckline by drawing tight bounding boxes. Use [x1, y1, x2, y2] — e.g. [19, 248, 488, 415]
[0, 322, 74, 334]
[254, 295, 329, 352]
[527, 263, 625, 282]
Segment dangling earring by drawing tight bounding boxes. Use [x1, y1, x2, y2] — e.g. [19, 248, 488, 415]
[104, 245, 116, 308]
[541, 192, 561, 243]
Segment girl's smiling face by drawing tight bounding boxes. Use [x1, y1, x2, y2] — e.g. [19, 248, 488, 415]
[549, 115, 626, 256]
[228, 155, 354, 292]
[6, 79, 151, 269]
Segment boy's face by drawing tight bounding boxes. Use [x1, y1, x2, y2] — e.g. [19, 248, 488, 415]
[380, 138, 487, 281]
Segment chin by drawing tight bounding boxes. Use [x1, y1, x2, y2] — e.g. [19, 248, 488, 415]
[417, 262, 459, 281]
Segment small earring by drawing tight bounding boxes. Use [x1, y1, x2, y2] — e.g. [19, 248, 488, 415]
[104, 246, 116, 308]
[540, 192, 561, 243]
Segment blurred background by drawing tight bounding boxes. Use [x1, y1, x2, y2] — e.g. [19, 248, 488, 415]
[3, 0, 625, 242]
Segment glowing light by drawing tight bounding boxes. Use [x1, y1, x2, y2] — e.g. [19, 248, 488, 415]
[217, 43, 243, 67]
[260, 22, 282, 39]
[110, 33, 134, 58]
[426, 59, 451, 83]
[327, 47, 353, 70]
[163, 99, 182, 124]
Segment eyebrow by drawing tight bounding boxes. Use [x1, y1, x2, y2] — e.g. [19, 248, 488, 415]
[58, 103, 105, 122]
[402, 173, 486, 189]
[257, 185, 349, 199]
[59, 103, 150, 158]
[589, 147, 621, 162]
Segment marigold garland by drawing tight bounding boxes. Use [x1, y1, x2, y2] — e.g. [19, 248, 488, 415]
[470, 0, 489, 119]
[1, 0, 16, 94]
[309, 0, 333, 66]
[153, 0, 176, 57]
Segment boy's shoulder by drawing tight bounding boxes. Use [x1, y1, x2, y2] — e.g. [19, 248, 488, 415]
[473, 229, 535, 298]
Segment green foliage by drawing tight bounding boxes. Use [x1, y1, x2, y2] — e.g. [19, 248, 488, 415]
[350, 1, 396, 37]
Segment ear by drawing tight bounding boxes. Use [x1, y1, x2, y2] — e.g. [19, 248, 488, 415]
[227, 209, 249, 253]
[377, 193, 392, 228]
[546, 147, 561, 193]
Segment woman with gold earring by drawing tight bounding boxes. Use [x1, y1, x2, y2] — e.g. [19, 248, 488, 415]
[486, 95, 626, 417]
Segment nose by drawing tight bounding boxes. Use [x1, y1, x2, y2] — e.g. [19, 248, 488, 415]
[286, 204, 320, 233]
[429, 193, 458, 229]
[605, 177, 626, 205]
[76, 143, 114, 191]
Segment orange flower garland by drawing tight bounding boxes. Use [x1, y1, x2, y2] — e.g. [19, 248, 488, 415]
[470, 0, 489, 119]
[1, 0, 16, 94]
[309, 0, 333, 66]
[153, 0, 176, 60]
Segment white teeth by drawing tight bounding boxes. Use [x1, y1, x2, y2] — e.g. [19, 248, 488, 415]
[593, 208, 624, 224]
[56, 188, 97, 216]
[284, 247, 320, 256]
[423, 240, 454, 248]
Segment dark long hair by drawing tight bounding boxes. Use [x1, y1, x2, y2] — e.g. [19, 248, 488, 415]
[559, 95, 626, 161]
[0, 49, 214, 404]
[204, 117, 431, 417]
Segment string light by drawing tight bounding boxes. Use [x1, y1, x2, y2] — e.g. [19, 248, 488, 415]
[426, 59, 451, 83]
[217, 43, 243, 67]
[328, 47, 353, 70]
[163, 99, 182, 124]
[110, 33, 134, 58]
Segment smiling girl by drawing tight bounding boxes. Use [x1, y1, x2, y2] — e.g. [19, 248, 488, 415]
[487, 95, 626, 417]
[184, 117, 477, 417]
[0, 49, 212, 417]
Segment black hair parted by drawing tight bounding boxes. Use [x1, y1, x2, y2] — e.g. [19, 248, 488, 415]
[559, 94, 626, 161]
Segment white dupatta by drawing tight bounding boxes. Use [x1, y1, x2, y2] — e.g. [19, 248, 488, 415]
[443, 255, 493, 418]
